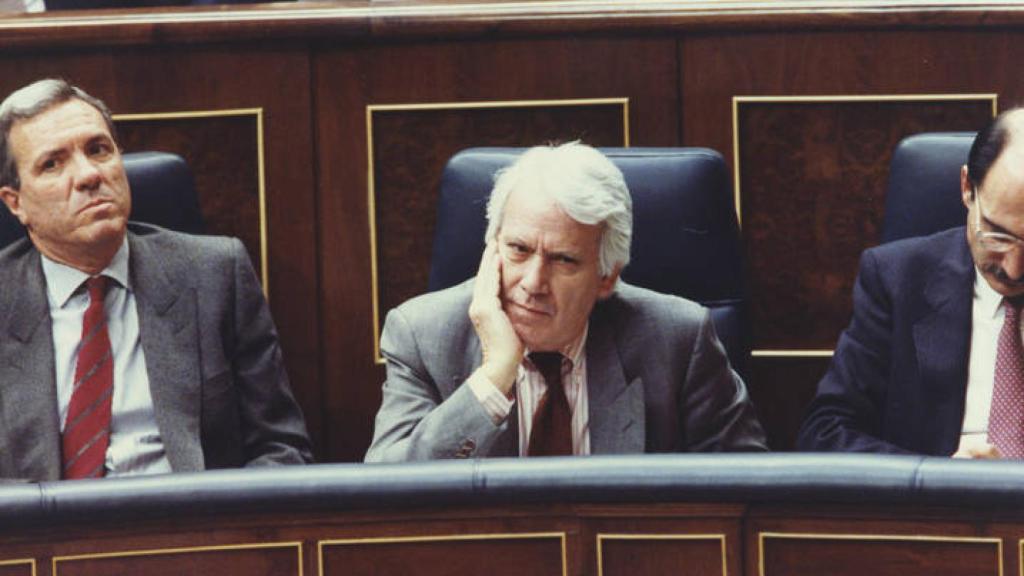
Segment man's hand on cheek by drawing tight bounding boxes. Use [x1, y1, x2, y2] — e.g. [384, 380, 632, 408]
[468, 241, 524, 395]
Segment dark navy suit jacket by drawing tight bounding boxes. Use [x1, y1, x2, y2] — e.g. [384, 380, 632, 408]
[797, 227, 975, 455]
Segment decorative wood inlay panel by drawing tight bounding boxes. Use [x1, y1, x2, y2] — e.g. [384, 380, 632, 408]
[0, 559, 34, 576]
[597, 534, 726, 576]
[319, 533, 566, 576]
[53, 542, 301, 576]
[734, 96, 995, 351]
[760, 532, 1001, 576]
[367, 99, 628, 361]
[115, 110, 266, 285]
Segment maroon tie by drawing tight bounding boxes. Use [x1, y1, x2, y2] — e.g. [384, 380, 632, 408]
[989, 297, 1024, 459]
[62, 276, 114, 479]
[527, 352, 572, 456]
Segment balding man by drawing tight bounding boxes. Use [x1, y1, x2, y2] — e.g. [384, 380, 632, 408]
[799, 108, 1024, 459]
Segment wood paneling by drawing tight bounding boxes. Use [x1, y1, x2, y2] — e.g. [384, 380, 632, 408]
[0, 562, 33, 576]
[117, 113, 263, 277]
[53, 544, 301, 576]
[759, 533, 1000, 576]
[315, 36, 677, 461]
[736, 98, 991, 350]
[598, 536, 725, 576]
[320, 535, 564, 576]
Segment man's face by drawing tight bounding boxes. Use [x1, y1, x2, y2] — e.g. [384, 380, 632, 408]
[963, 141, 1024, 297]
[497, 187, 619, 352]
[0, 98, 130, 267]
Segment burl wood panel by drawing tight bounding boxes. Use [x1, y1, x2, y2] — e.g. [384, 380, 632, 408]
[736, 99, 991, 350]
[116, 114, 262, 278]
[320, 536, 564, 576]
[599, 537, 724, 576]
[747, 356, 828, 450]
[53, 545, 300, 576]
[316, 36, 678, 461]
[760, 535, 1000, 576]
[371, 102, 626, 349]
[0, 563, 33, 576]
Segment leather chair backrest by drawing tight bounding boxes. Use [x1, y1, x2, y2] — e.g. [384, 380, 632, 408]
[881, 132, 973, 243]
[0, 150, 204, 250]
[429, 147, 749, 375]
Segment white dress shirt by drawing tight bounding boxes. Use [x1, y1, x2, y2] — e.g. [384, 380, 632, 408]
[469, 325, 591, 455]
[42, 239, 172, 477]
[958, 269, 1023, 452]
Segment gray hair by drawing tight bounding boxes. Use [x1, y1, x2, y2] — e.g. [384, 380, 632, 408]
[485, 141, 632, 277]
[0, 78, 118, 190]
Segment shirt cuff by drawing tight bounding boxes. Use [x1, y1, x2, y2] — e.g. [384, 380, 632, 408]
[467, 371, 514, 425]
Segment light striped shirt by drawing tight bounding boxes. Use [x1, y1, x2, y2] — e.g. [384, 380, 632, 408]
[469, 326, 591, 455]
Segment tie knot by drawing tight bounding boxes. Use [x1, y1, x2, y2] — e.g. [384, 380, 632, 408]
[1007, 297, 1024, 322]
[529, 352, 564, 387]
[84, 276, 109, 304]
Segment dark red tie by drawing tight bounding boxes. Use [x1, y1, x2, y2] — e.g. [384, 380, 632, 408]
[62, 276, 114, 479]
[527, 352, 572, 456]
[989, 297, 1024, 459]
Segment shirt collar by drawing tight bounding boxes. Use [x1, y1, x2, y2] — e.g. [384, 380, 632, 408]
[974, 267, 1006, 320]
[40, 237, 131, 308]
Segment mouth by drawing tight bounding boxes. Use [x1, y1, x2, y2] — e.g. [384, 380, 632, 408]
[506, 299, 554, 318]
[78, 198, 114, 214]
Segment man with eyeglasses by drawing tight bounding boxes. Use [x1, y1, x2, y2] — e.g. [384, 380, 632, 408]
[798, 108, 1024, 458]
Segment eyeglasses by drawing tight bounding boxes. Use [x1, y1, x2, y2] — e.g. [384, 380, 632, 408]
[974, 188, 1024, 253]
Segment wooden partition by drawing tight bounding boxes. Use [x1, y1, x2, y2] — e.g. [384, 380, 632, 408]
[0, 2, 1018, 461]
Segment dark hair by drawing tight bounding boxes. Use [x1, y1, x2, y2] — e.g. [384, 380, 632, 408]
[0, 78, 118, 190]
[967, 108, 1023, 193]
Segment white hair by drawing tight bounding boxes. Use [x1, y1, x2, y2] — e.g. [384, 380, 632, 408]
[485, 141, 632, 277]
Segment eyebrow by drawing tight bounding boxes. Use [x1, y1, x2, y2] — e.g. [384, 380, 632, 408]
[981, 213, 1024, 240]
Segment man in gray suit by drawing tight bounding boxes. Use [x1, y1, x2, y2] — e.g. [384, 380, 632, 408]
[0, 79, 312, 481]
[366, 142, 765, 461]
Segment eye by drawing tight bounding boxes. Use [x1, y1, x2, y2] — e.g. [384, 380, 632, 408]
[87, 140, 114, 159]
[552, 254, 579, 266]
[39, 157, 60, 173]
[503, 241, 530, 261]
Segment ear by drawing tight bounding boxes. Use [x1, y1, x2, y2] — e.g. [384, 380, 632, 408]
[961, 164, 974, 209]
[596, 264, 622, 300]
[0, 186, 24, 224]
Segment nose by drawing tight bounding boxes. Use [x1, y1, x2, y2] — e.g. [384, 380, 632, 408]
[519, 255, 550, 296]
[70, 151, 102, 192]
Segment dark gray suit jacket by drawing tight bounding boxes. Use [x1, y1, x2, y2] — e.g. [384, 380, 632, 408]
[0, 223, 312, 481]
[365, 280, 766, 461]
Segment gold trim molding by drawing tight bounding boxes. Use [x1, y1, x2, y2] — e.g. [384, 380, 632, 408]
[0, 558, 36, 576]
[114, 108, 270, 295]
[318, 531, 567, 576]
[733, 93, 998, 359]
[759, 531, 1003, 576]
[596, 533, 727, 576]
[365, 97, 631, 364]
[52, 541, 303, 576]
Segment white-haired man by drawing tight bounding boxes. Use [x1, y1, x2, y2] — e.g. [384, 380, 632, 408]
[366, 142, 766, 461]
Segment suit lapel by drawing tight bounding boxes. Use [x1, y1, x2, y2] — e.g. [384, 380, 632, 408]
[913, 231, 974, 454]
[586, 301, 644, 454]
[129, 232, 204, 471]
[0, 246, 62, 480]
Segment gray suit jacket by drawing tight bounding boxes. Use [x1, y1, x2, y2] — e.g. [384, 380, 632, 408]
[365, 280, 766, 461]
[0, 223, 312, 481]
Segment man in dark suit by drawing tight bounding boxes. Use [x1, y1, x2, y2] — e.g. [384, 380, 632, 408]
[0, 78, 311, 480]
[365, 142, 766, 461]
[798, 108, 1024, 458]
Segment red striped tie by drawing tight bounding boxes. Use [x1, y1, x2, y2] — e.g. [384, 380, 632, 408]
[989, 297, 1024, 459]
[61, 276, 113, 479]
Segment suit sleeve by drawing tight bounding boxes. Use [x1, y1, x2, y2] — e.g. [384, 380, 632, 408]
[796, 248, 914, 454]
[680, 309, 768, 451]
[364, 307, 509, 462]
[228, 239, 314, 465]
